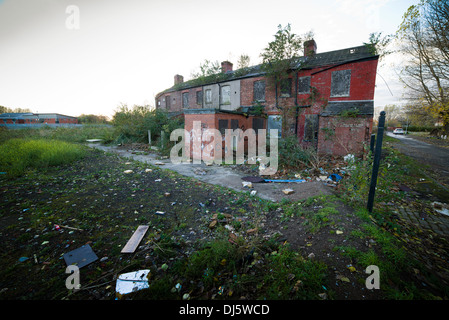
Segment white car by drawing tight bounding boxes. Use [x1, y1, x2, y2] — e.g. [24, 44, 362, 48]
[393, 128, 404, 135]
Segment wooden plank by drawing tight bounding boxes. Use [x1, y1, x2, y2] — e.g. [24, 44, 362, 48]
[121, 225, 149, 254]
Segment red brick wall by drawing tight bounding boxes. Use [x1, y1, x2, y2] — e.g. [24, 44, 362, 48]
[318, 116, 373, 156]
[184, 112, 265, 161]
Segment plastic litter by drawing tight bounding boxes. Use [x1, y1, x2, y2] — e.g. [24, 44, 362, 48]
[328, 174, 342, 182]
[265, 179, 306, 183]
[115, 270, 150, 298]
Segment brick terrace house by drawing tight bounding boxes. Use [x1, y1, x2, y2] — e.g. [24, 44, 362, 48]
[0, 113, 78, 124]
[155, 40, 379, 158]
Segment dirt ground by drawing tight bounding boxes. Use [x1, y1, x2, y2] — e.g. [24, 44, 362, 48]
[0, 145, 444, 301]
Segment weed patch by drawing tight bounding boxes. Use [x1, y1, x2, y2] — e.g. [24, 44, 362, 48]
[0, 138, 85, 177]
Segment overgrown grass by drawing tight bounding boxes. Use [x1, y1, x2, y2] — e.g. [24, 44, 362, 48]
[0, 138, 86, 177]
[0, 125, 116, 144]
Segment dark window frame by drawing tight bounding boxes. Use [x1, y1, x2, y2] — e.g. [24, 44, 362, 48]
[280, 78, 292, 97]
[182, 92, 189, 108]
[253, 80, 266, 102]
[298, 76, 311, 94]
[196, 90, 203, 106]
[165, 95, 171, 109]
[304, 114, 319, 142]
[218, 119, 228, 135]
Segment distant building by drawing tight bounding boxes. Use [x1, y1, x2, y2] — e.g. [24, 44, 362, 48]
[155, 39, 379, 157]
[0, 113, 78, 125]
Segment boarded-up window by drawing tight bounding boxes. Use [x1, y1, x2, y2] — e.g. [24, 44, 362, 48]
[218, 119, 228, 135]
[252, 118, 264, 133]
[205, 89, 212, 104]
[298, 76, 311, 94]
[165, 95, 171, 109]
[231, 119, 239, 130]
[280, 78, 292, 97]
[253, 80, 266, 102]
[221, 85, 231, 105]
[304, 114, 319, 142]
[196, 91, 203, 106]
[182, 92, 189, 108]
[330, 70, 351, 97]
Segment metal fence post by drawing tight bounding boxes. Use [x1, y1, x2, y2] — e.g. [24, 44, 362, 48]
[367, 111, 386, 213]
[370, 134, 376, 154]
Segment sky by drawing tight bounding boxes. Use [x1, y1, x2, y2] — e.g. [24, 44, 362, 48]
[0, 0, 416, 118]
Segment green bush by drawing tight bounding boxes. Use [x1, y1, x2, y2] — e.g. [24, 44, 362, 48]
[112, 104, 184, 148]
[278, 136, 310, 169]
[0, 138, 86, 177]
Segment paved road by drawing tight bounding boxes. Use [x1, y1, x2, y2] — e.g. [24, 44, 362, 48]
[387, 132, 449, 188]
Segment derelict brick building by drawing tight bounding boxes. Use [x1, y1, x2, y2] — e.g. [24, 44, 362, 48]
[155, 39, 379, 157]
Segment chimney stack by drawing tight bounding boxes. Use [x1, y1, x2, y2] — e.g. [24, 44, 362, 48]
[304, 39, 317, 57]
[221, 61, 233, 73]
[174, 74, 184, 86]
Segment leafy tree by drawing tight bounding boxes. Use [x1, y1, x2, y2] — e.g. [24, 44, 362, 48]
[260, 24, 313, 137]
[237, 54, 251, 69]
[395, 0, 449, 133]
[363, 31, 393, 62]
[78, 114, 109, 124]
[190, 59, 222, 79]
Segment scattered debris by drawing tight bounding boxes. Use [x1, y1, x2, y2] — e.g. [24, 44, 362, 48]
[246, 228, 258, 234]
[194, 168, 207, 175]
[265, 179, 306, 183]
[209, 220, 218, 229]
[344, 154, 355, 163]
[60, 225, 83, 232]
[145, 168, 153, 172]
[250, 190, 257, 196]
[154, 162, 165, 165]
[121, 225, 149, 254]
[63, 244, 98, 268]
[242, 176, 265, 183]
[155, 211, 165, 215]
[124, 170, 133, 174]
[329, 174, 342, 182]
[242, 181, 253, 188]
[432, 202, 449, 216]
[115, 270, 150, 298]
[336, 274, 350, 283]
[282, 189, 294, 195]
